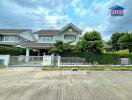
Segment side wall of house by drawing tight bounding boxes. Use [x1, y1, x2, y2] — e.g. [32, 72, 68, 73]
[19, 31, 35, 41]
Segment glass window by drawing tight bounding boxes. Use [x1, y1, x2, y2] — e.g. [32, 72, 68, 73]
[55, 36, 62, 41]
[64, 35, 76, 42]
[4, 36, 16, 42]
[0, 35, 4, 41]
[40, 36, 53, 42]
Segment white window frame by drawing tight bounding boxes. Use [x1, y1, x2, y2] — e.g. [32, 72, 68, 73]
[40, 36, 53, 42]
[64, 35, 76, 42]
[4, 35, 17, 42]
[54, 35, 62, 41]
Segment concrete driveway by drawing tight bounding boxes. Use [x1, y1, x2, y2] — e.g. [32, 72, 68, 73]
[0, 68, 132, 100]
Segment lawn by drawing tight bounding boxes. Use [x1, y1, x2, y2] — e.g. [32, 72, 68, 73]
[42, 66, 132, 71]
[0, 65, 6, 69]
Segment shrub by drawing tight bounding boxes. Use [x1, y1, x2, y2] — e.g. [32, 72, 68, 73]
[0, 45, 25, 55]
[116, 49, 130, 57]
[84, 53, 132, 65]
[77, 31, 104, 53]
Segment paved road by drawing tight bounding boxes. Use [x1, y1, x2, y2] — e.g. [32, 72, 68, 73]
[0, 68, 132, 100]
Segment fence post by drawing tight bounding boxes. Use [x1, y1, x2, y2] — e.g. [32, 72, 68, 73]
[25, 48, 30, 62]
[58, 56, 61, 67]
[51, 53, 54, 66]
[6, 55, 10, 67]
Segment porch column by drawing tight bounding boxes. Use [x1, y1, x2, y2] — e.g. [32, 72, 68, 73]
[25, 48, 30, 62]
[38, 50, 40, 56]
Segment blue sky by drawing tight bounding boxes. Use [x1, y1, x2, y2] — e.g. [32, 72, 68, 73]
[0, 0, 131, 40]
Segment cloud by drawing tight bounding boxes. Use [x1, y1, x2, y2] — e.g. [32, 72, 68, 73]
[100, 0, 132, 40]
[82, 27, 94, 35]
[0, 0, 131, 41]
[44, 14, 72, 29]
[0, 0, 71, 30]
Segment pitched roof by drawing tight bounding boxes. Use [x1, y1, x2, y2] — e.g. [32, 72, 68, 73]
[34, 30, 60, 35]
[34, 23, 82, 35]
[0, 29, 31, 35]
[110, 5, 124, 10]
[60, 23, 82, 34]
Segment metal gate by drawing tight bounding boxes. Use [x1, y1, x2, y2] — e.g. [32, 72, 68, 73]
[60, 57, 94, 66]
[52, 55, 59, 66]
[9, 56, 43, 67]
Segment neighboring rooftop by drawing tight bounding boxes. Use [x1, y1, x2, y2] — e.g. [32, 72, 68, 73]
[33, 30, 60, 35]
[0, 29, 31, 35]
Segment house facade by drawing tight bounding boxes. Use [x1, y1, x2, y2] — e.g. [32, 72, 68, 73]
[0, 23, 82, 56]
[0, 29, 34, 46]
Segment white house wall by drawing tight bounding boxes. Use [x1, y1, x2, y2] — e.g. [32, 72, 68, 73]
[34, 34, 39, 41]
[36, 29, 81, 45]
[0, 55, 10, 66]
[61, 28, 80, 45]
[19, 31, 34, 41]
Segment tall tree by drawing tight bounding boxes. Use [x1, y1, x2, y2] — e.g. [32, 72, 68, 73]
[48, 41, 74, 55]
[77, 31, 103, 53]
[118, 33, 132, 52]
[110, 32, 132, 52]
[111, 32, 125, 51]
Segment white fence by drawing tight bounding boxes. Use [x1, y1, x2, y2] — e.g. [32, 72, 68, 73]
[0, 54, 131, 67]
[59, 57, 98, 67]
[59, 57, 132, 67]
[9, 56, 43, 65]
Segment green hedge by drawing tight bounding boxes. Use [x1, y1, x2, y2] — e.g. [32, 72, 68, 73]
[61, 52, 132, 65]
[129, 54, 132, 64]
[84, 53, 118, 64]
[0, 45, 26, 55]
[85, 53, 132, 65]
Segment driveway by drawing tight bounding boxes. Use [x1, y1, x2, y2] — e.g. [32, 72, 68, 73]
[0, 68, 132, 100]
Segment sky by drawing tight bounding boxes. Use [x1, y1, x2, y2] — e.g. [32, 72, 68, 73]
[0, 0, 131, 40]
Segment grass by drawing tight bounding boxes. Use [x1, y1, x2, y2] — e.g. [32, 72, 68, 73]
[42, 66, 132, 71]
[0, 65, 6, 69]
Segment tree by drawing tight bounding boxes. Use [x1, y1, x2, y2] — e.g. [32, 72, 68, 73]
[48, 41, 75, 55]
[77, 31, 104, 53]
[110, 32, 132, 52]
[111, 32, 125, 51]
[118, 33, 132, 52]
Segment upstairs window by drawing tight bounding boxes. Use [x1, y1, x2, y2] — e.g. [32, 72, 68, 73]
[54, 36, 62, 41]
[0, 35, 4, 41]
[4, 35, 16, 42]
[64, 35, 76, 42]
[40, 36, 53, 42]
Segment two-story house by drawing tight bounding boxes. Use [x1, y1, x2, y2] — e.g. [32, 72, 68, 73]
[0, 23, 82, 56]
[21, 23, 82, 56]
[0, 29, 34, 46]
